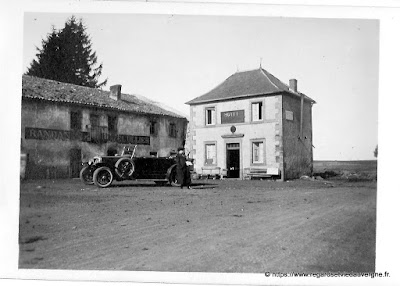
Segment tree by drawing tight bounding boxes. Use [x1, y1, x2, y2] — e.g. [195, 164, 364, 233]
[26, 16, 107, 88]
[374, 145, 378, 158]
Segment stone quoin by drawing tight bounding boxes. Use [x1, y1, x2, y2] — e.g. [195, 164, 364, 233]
[186, 67, 316, 180]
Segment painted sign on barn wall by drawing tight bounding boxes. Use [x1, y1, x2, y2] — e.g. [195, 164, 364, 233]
[25, 127, 84, 141]
[25, 127, 150, 145]
[221, 110, 245, 124]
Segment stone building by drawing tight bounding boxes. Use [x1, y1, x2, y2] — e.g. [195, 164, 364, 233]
[186, 67, 316, 180]
[21, 75, 188, 179]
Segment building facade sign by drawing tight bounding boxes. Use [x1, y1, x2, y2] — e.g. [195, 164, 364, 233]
[25, 127, 150, 145]
[221, 110, 245, 124]
[114, 134, 150, 145]
[285, 110, 294, 121]
[25, 127, 82, 141]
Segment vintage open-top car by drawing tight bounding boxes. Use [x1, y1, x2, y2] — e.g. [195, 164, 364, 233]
[80, 145, 193, 188]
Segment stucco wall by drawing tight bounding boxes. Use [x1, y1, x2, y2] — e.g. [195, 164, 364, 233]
[21, 99, 187, 179]
[21, 101, 72, 178]
[189, 95, 283, 178]
[282, 94, 313, 179]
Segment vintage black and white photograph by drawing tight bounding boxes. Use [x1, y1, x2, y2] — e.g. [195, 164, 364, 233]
[1, 1, 400, 286]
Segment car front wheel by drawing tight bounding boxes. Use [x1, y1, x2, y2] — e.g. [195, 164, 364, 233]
[93, 167, 114, 188]
[80, 166, 94, 185]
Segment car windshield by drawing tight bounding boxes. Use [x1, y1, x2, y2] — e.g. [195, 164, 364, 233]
[121, 145, 136, 157]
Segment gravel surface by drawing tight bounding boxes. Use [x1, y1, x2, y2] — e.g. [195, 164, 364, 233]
[19, 178, 376, 273]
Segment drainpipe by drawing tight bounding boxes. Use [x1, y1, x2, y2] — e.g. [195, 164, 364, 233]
[289, 79, 303, 139]
[300, 94, 304, 139]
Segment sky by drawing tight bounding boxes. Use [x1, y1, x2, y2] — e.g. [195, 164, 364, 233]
[22, 12, 379, 161]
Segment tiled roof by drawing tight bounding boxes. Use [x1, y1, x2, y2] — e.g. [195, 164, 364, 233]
[186, 68, 315, 105]
[22, 75, 186, 119]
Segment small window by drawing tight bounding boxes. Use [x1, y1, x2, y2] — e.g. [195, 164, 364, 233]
[108, 115, 118, 133]
[205, 107, 216, 126]
[169, 123, 177, 138]
[70, 111, 81, 131]
[150, 121, 157, 135]
[90, 114, 100, 127]
[252, 141, 264, 164]
[227, 143, 240, 150]
[251, 102, 263, 121]
[205, 143, 216, 165]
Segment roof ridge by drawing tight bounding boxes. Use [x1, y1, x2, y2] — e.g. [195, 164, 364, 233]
[22, 75, 186, 118]
[23, 74, 104, 92]
[259, 68, 281, 91]
[234, 67, 261, 74]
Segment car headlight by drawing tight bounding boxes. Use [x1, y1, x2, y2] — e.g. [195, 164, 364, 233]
[93, 156, 102, 164]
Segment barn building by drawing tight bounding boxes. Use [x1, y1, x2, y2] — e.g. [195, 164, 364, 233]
[186, 67, 316, 180]
[21, 75, 188, 179]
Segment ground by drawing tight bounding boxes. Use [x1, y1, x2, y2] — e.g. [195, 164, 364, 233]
[18, 161, 377, 273]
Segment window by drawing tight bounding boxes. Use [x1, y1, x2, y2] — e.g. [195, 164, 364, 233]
[251, 102, 263, 121]
[70, 111, 81, 131]
[90, 114, 100, 127]
[89, 114, 106, 143]
[205, 143, 216, 165]
[252, 141, 264, 164]
[108, 115, 118, 133]
[205, 107, 216, 125]
[150, 121, 157, 135]
[169, 123, 177, 138]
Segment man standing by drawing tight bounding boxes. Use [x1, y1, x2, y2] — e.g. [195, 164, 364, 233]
[176, 147, 191, 189]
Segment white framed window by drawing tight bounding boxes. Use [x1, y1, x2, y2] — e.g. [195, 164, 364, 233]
[205, 143, 217, 165]
[205, 107, 216, 126]
[252, 141, 265, 164]
[251, 102, 263, 121]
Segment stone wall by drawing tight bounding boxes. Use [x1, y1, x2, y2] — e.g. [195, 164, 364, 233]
[282, 94, 313, 179]
[21, 99, 187, 179]
[189, 95, 282, 178]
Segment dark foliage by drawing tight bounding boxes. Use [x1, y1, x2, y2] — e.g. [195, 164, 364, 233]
[26, 16, 107, 88]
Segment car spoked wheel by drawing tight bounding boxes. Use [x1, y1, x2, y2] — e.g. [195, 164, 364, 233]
[93, 167, 114, 188]
[169, 167, 180, 187]
[115, 158, 135, 178]
[80, 166, 94, 185]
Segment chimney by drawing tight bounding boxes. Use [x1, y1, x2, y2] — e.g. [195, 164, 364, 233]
[110, 84, 122, 101]
[289, 79, 297, 92]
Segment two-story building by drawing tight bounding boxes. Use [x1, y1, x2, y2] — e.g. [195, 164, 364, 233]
[21, 75, 188, 179]
[186, 67, 316, 180]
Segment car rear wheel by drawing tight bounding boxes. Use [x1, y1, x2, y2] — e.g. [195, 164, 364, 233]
[80, 166, 94, 185]
[169, 167, 180, 187]
[93, 167, 114, 188]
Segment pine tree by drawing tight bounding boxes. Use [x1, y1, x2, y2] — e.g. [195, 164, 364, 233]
[26, 16, 107, 88]
[374, 145, 378, 158]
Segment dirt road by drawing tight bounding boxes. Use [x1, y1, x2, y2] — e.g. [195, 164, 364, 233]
[19, 178, 376, 273]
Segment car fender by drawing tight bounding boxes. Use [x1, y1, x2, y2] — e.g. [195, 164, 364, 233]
[166, 164, 177, 180]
